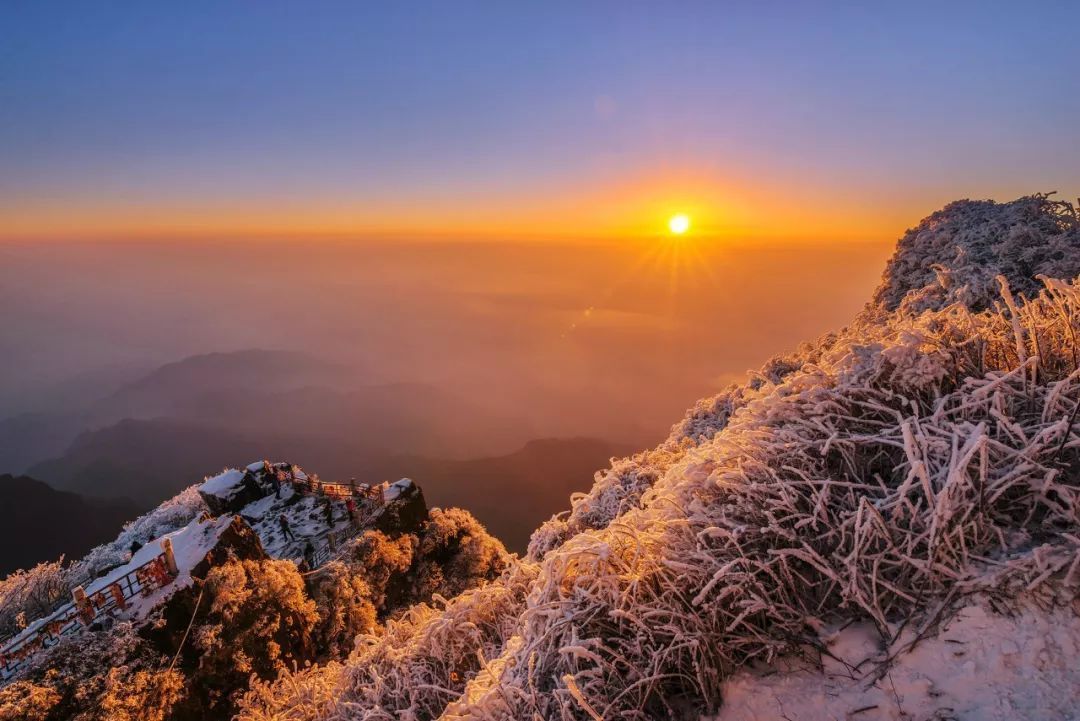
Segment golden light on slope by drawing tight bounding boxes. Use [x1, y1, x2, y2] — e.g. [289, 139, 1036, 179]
[668, 213, 691, 235]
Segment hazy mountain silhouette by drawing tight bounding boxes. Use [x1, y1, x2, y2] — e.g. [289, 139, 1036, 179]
[93, 349, 360, 420]
[26, 418, 272, 506]
[0, 474, 139, 575]
[0, 411, 92, 478]
[0, 350, 352, 474]
[2, 349, 539, 476]
[29, 427, 628, 551]
[370, 437, 635, 552]
[9, 348, 630, 550]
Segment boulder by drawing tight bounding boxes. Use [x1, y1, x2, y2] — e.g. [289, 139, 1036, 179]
[198, 467, 268, 515]
[375, 478, 428, 534]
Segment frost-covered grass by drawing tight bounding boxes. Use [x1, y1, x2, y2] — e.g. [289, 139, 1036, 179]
[873, 193, 1080, 313]
[73, 484, 208, 578]
[238, 195, 1080, 721]
[241, 561, 538, 721]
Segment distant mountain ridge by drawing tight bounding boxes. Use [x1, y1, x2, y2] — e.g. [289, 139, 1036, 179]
[94, 349, 359, 419]
[4, 349, 550, 493]
[28, 428, 629, 552]
[0, 349, 346, 475]
[0, 474, 139, 575]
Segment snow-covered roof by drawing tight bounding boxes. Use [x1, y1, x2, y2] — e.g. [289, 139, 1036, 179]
[199, 468, 246, 497]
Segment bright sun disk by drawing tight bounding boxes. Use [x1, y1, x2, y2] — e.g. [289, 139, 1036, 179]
[668, 213, 690, 234]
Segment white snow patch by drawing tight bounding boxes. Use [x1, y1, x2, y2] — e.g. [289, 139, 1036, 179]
[108, 514, 234, 619]
[2, 515, 231, 651]
[709, 598, 1080, 721]
[199, 468, 245, 497]
[384, 478, 413, 502]
[246, 493, 351, 560]
[240, 484, 296, 521]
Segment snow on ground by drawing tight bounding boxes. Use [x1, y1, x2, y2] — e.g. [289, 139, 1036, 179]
[73, 484, 208, 578]
[710, 596, 1080, 721]
[244, 487, 356, 560]
[226, 468, 408, 561]
[240, 483, 297, 521]
[3, 514, 231, 650]
[85, 515, 229, 599]
[112, 514, 234, 618]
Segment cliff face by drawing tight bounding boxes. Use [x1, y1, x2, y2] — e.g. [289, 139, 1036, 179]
[141, 514, 269, 659]
[374, 479, 429, 533]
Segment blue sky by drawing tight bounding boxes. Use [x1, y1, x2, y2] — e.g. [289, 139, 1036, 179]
[1, 1, 1077, 239]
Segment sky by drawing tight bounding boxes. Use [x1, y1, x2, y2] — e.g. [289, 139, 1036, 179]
[2, 0, 1078, 242]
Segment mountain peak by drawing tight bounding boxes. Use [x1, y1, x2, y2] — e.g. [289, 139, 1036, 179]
[872, 193, 1080, 313]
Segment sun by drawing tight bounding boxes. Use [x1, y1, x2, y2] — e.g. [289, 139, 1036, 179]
[668, 213, 690, 235]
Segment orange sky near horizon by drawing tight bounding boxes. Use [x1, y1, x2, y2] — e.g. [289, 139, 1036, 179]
[0, 169, 940, 245]
[3, 5, 1076, 248]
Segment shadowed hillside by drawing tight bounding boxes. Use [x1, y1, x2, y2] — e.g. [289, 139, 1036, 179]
[383, 438, 636, 552]
[30, 429, 630, 552]
[0, 475, 138, 575]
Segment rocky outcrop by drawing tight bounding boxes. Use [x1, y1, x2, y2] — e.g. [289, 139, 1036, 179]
[198, 462, 294, 515]
[374, 479, 428, 534]
[189, 514, 268, 578]
[198, 468, 262, 515]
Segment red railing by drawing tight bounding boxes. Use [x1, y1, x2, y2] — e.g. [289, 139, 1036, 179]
[0, 551, 175, 681]
[289, 477, 385, 505]
[1, 470, 394, 680]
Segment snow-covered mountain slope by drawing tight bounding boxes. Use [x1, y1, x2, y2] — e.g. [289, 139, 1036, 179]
[0, 458, 507, 721]
[238, 194, 1080, 721]
[198, 461, 426, 561]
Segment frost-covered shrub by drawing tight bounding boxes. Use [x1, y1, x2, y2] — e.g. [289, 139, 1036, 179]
[336, 509, 509, 616]
[239, 561, 538, 721]
[873, 194, 1080, 313]
[184, 558, 318, 717]
[0, 560, 69, 637]
[75, 485, 207, 578]
[95, 666, 185, 721]
[308, 560, 377, 658]
[3, 621, 178, 721]
[527, 447, 680, 560]
[0, 681, 58, 721]
[345, 530, 415, 610]
[413, 507, 508, 599]
[669, 383, 758, 444]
